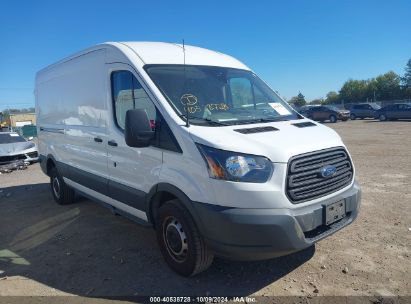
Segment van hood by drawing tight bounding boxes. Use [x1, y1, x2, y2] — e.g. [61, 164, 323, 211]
[188, 119, 345, 163]
[0, 142, 36, 156]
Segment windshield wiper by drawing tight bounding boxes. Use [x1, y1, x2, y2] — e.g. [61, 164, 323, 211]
[257, 117, 289, 122]
[179, 114, 229, 126]
[225, 117, 288, 125]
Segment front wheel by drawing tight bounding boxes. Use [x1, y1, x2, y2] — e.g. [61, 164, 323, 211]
[156, 199, 214, 276]
[350, 114, 356, 120]
[329, 115, 337, 123]
[50, 167, 75, 205]
[379, 114, 387, 121]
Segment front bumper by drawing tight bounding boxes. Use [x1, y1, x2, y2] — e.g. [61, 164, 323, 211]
[192, 181, 361, 260]
[0, 151, 39, 165]
[338, 113, 350, 120]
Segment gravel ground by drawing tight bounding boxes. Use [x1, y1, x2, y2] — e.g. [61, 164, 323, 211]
[0, 120, 410, 301]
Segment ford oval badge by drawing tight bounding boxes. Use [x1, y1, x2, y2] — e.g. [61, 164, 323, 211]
[319, 165, 337, 178]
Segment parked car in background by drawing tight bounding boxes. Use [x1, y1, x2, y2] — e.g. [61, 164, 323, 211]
[349, 103, 381, 120]
[304, 105, 350, 123]
[0, 132, 39, 168]
[297, 105, 317, 116]
[376, 103, 411, 121]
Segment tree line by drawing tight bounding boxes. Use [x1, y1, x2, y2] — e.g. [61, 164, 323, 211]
[289, 58, 411, 107]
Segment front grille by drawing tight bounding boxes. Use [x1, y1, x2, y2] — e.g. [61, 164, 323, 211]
[286, 147, 353, 203]
[0, 154, 27, 165]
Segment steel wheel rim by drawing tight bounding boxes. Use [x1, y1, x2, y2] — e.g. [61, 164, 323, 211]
[52, 177, 61, 199]
[163, 216, 188, 263]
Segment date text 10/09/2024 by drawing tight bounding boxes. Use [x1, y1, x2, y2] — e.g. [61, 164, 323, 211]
[149, 296, 257, 303]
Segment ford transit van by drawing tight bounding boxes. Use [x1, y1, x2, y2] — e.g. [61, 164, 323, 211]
[36, 42, 361, 276]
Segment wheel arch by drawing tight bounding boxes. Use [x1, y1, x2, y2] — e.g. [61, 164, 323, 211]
[146, 183, 204, 232]
[329, 113, 337, 122]
[39, 153, 58, 176]
[46, 154, 57, 174]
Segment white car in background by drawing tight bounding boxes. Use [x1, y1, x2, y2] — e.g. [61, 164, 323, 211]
[0, 132, 39, 168]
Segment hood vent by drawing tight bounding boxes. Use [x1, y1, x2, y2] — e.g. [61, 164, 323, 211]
[234, 126, 279, 134]
[292, 122, 316, 128]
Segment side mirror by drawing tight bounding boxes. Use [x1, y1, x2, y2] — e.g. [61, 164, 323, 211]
[125, 109, 155, 148]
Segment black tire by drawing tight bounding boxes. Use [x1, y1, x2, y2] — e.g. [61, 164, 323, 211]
[329, 115, 337, 123]
[350, 113, 356, 120]
[379, 114, 387, 121]
[50, 167, 75, 205]
[156, 199, 214, 276]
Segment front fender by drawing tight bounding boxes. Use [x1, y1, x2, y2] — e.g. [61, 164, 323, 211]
[145, 182, 207, 235]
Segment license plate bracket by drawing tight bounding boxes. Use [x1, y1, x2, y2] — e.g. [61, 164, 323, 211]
[323, 200, 346, 225]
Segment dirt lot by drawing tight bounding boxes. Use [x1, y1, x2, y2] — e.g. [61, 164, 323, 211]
[0, 120, 410, 301]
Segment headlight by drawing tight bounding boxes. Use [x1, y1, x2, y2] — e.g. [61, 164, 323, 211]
[196, 144, 273, 183]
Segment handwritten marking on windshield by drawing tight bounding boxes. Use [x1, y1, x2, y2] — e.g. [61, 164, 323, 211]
[180, 94, 198, 106]
[206, 103, 230, 111]
[185, 106, 201, 114]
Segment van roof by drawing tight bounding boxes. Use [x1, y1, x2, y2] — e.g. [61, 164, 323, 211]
[37, 41, 251, 75]
[114, 41, 250, 70]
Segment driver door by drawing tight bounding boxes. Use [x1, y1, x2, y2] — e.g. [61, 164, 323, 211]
[105, 63, 162, 219]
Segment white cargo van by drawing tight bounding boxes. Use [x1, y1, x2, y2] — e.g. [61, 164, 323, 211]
[36, 42, 361, 276]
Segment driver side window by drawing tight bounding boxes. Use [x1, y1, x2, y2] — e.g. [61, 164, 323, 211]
[111, 70, 156, 130]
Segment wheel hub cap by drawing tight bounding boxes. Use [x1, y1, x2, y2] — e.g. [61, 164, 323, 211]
[52, 177, 61, 199]
[163, 217, 188, 262]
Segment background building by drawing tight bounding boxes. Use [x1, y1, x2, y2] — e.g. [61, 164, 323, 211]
[9, 113, 36, 127]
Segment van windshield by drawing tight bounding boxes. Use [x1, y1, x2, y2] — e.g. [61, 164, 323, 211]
[145, 65, 299, 126]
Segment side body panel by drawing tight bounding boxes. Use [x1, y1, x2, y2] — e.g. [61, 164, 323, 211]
[36, 49, 108, 191]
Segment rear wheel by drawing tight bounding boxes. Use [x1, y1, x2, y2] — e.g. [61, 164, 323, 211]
[329, 115, 337, 123]
[50, 167, 75, 205]
[156, 199, 214, 276]
[379, 114, 387, 121]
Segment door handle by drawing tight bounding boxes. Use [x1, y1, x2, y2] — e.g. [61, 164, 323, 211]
[108, 140, 118, 147]
[94, 137, 103, 143]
